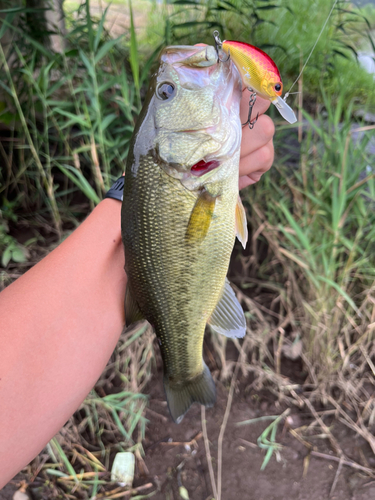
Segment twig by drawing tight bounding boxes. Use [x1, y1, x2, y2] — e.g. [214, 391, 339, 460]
[145, 407, 168, 423]
[303, 398, 342, 455]
[160, 431, 203, 447]
[201, 406, 218, 500]
[311, 451, 374, 476]
[329, 456, 344, 497]
[360, 344, 375, 377]
[327, 396, 375, 455]
[238, 438, 258, 449]
[217, 357, 241, 500]
[97, 482, 154, 499]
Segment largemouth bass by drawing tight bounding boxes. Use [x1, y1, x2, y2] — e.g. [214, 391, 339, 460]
[121, 45, 247, 423]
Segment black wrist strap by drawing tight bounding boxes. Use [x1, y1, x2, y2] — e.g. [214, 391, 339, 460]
[104, 176, 124, 202]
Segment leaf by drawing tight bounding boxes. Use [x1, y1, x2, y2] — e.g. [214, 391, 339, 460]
[0, 11, 16, 39]
[11, 247, 27, 263]
[333, 49, 350, 60]
[128, 0, 139, 91]
[1, 246, 12, 267]
[54, 163, 101, 204]
[99, 113, 117, 132]
[94, 36, 123, 65]
[257, 4, 281, 10]
[278, 202, 311, 253]
[93, 5, 110, 52]
[317, 276, 361, 316]
[50, 438, 77, 480]
[79, 50, 96, 80]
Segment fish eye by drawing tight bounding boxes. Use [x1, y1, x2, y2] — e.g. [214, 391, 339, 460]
[274, 83, 282, 92]
[156, 82, 176, 100]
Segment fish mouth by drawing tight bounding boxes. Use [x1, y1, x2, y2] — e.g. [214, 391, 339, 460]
[190, 159, 220, 177]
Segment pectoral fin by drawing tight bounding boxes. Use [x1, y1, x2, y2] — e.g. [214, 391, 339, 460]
[208, 279, 246, 338]
[186, 190, 216, 244]
[125, 285, 144, 327]
[235, 196, 248, 249]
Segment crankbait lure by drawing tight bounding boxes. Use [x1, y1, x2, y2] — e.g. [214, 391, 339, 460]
[213, 32, 297, 127]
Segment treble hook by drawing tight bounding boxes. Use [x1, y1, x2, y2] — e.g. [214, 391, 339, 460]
[213, 30, 230, 62]
[242, 90, 259, 130]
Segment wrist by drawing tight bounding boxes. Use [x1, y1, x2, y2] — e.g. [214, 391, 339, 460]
[91, 198, 122, 243]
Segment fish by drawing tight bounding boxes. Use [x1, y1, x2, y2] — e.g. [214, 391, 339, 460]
[221, 40, 297, 124]
[121, 44, 247, 423]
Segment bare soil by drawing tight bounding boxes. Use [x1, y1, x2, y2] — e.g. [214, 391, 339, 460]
[137, 379, 375, 500]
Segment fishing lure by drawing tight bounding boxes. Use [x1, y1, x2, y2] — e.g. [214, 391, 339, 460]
[213, 32, 297, 127]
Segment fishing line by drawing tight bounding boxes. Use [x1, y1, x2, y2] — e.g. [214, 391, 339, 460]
[284, 0, 339, 101]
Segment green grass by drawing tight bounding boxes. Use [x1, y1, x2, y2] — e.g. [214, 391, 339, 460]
[242, 89, 375, 392]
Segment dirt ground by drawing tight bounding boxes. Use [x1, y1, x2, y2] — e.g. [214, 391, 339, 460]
[3, 376, 375, 500]
[140, 381, 375, 500]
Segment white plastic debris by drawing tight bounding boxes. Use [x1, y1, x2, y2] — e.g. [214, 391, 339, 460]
[179, 486, 189, 499]
[111, 452, 135, 487]
[13, 491, 30, 500]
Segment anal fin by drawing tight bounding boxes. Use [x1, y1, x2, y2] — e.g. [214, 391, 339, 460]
[208, 279, 246, 338]
[164, 362, 216, 424]
[235, 196, 248, 249]
[186, 190, 216, 244]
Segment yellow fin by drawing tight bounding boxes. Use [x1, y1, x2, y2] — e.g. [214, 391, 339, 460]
[186, 191, 216, 244]
[235, 196, 248, 249]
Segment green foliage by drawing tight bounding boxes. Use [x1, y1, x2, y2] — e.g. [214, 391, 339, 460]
[244, 90, 375, 384]
[0, 200, 29, 267]
[0, 0, 145, 232]
[236, 409, 290, 470]
[145, 0, 375, 110]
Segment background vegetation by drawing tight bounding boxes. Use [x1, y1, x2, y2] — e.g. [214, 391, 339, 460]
[1, 0, 375, 498]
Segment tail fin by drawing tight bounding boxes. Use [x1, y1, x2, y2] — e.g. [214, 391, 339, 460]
[164, 362, 216, 424]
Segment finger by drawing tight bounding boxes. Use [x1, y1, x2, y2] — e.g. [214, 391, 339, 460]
[239, 139, 274, 181]
[240, 92, 270, 123]
[240, 114, 275, 159]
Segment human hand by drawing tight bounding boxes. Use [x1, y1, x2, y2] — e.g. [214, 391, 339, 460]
[239, 91, 275, 189]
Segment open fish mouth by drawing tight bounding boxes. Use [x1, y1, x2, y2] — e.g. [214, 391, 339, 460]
[191, 159, 221, 177]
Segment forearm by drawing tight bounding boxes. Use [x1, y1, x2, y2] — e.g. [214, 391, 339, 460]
[0, 199, 126, 486]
